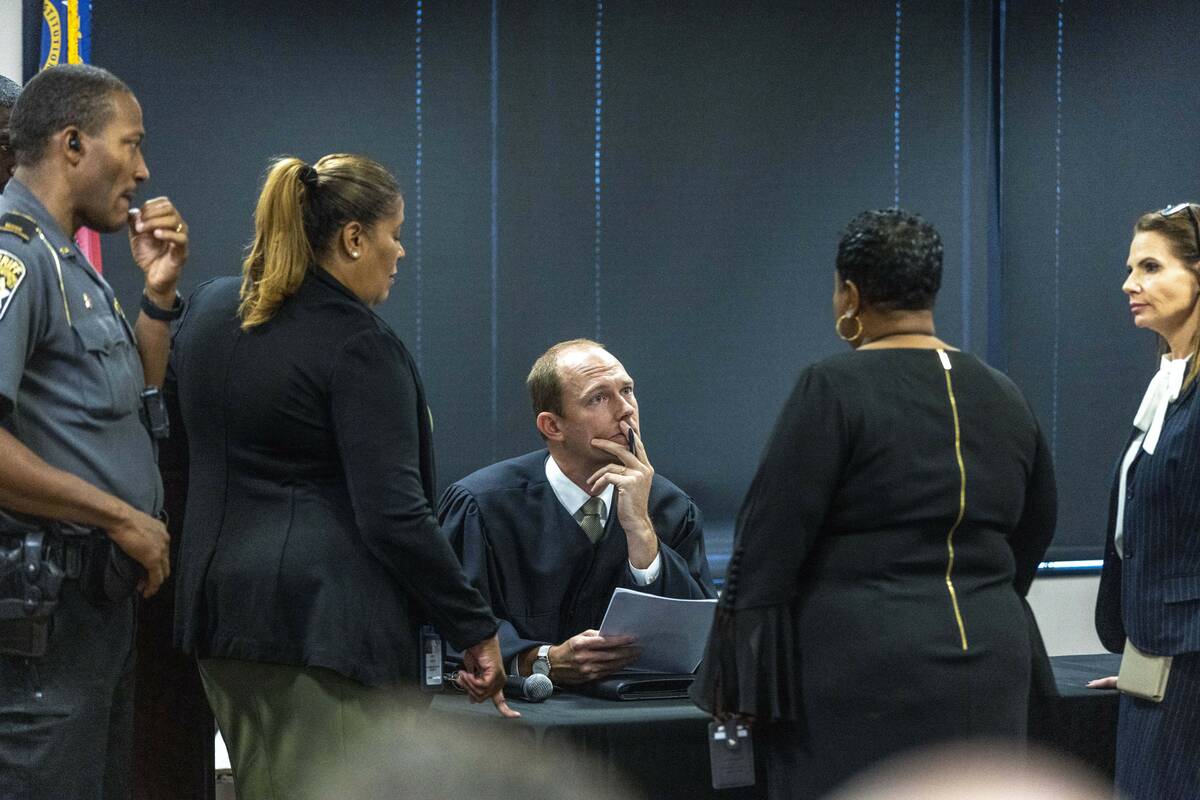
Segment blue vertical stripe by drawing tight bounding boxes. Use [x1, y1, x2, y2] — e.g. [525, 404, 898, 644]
[593, 0, 605, 341]
[490, 0, 500, 462]
[960, 0, 972, 352]
[1052, 2, 1063, 457]
[986, 0, 1007, 369]
[414, 0, 424, 370]
[893, 0, 902, 207]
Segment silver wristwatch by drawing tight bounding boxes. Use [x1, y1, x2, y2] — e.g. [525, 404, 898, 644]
[532, 644, 552, 677]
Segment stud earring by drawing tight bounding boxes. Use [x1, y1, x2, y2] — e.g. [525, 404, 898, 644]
[351, 251, 360, 258]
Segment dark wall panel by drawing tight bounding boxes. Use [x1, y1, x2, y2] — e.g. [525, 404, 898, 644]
[1000, 0, 1200, 558]
[80, 2, 1099, 556]
[419, 0, 499, 464]
[494, 1, 599, 456]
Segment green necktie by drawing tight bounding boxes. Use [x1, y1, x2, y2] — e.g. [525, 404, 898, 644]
[580, 496, 605, 543]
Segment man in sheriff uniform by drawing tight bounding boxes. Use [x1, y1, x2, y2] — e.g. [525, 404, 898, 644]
[0, 65, 187, 798]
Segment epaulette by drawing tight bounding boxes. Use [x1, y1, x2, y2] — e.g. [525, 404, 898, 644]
[0, 213, 38, 244]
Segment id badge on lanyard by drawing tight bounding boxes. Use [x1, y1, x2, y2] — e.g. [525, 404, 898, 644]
[419, 624, 444, 693]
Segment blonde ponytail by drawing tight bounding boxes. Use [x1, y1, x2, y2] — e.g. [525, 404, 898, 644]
[239, 153, 401, 327]
[238, 158, 316, 329]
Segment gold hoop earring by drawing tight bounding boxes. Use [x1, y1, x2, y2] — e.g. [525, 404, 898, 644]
[836, 313, 863, 342]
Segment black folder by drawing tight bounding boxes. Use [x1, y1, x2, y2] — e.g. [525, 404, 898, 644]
[576, 672, 696, 701]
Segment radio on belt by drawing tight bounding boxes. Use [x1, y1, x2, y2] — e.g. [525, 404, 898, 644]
[140, 387, 170, 440]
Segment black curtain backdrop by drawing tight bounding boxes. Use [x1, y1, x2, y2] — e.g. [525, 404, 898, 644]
[17, 0, 1182, 562]
[998, 1, 1200, 560]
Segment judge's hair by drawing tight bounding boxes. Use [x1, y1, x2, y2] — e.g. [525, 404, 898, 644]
[1135, 205, 1200, 389]
[9, 64, 129, 166]
[528, 338, 606, 417]
[239, 153, 401, 329]
[835, 208, 943, 312]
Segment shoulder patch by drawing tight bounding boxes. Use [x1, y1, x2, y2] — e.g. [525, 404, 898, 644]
[0, 250, 29, 322]
[0, 213, 37, 244]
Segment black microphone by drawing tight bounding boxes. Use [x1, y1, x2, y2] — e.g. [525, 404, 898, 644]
[505, 672, 553, 702]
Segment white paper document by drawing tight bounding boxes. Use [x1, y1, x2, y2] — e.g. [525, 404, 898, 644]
[597, 588, 718, 673]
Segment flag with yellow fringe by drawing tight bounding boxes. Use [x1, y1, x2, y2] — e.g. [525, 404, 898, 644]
[40, 1, 102, 272]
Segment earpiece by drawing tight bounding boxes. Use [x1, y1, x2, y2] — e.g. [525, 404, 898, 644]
[68, 134, 80, 151]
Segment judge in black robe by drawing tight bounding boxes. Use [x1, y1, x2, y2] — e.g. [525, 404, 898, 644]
[439, 340, 715, 683]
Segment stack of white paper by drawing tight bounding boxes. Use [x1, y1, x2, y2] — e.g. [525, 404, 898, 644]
[597, 588, 718, 673]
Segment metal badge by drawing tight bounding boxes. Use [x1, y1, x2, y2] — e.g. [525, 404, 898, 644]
[0, 250, 28, 323]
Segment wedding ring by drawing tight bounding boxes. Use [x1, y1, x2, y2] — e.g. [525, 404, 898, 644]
[175, 222, 183, 233]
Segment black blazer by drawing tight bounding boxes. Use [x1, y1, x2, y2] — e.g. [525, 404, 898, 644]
[1097, 380, 1200, 656]
[169, 270, 496, 686]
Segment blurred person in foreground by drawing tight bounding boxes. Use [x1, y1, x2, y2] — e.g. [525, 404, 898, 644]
[827, 742, 1109, 800]
[313, 715, 640, 800]
[1089, 203, 1200, 799]
[169, 154, 513, 800]
[692, 209, 1057, 798]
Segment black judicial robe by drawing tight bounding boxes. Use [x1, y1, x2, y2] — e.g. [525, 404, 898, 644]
[439, 450, 716, 664]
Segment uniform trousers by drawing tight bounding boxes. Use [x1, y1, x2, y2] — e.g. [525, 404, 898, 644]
[0, 582, 135, 800]
[198, 657, 429, 800]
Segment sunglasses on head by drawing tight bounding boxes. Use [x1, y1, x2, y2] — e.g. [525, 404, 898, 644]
[1160, 203, 1200, 257]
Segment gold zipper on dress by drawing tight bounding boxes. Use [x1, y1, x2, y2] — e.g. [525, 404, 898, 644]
[938, 349, 969, 651]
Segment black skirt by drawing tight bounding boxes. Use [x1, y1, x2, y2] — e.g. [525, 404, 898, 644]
[1115, 652, 1200, 800]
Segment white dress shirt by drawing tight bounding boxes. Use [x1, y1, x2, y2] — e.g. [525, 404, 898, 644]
[510, 458, 665, 677]
[545, 455, 661, 583]
[1115, 354, 1191, 558]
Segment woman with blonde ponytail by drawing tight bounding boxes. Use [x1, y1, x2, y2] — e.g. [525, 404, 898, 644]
[168, 154, 514, 800]
[237, 157, 315, 329]
[1093, 203, 1200, 800]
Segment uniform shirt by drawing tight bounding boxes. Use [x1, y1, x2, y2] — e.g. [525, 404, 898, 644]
[0, 179, 161, 516]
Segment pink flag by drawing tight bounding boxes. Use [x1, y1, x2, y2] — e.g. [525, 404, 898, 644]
[76, 228, 103, 273]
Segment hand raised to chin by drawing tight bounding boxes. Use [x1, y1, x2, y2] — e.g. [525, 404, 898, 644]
[129, 196, 188, 300]
[588, 424, 659, 567]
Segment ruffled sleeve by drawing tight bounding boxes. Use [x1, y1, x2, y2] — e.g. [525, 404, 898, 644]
[691, 599, 805, 720]
[691, 363, 850, 720]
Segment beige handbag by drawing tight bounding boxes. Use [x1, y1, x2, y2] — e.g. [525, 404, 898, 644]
[1117, 638, 1172, 702]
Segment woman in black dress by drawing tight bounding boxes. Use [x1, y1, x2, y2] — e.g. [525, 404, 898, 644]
[693, 209, 1056, 798]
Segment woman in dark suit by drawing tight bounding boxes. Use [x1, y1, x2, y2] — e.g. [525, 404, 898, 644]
[169, 154, 513, 800]
[692, 209, 1056, 799]
[1092, 204, 1200, 800]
